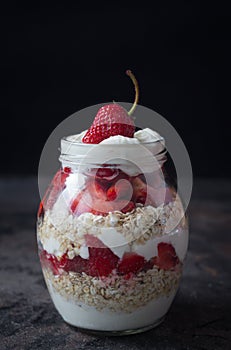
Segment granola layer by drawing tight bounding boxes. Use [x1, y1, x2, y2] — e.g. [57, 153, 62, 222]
[43, 264, 182, 313]
[38, 195, 186, 259]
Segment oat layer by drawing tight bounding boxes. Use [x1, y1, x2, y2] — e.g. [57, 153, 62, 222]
[43, 265, 182, 313]
[38, 195, 186, 258]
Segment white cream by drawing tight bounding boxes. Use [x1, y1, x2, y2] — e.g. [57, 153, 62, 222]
[132, 227, 188, 262]
[98, 228, 130, 259]
[100, 135, 139, 144]
[134, 128, 164, 144]
[48, 284, 176, 331]
[42, 236, 63, 256]
[61, 127, 166, 176]
[68, 130, 88, 142]
[79, 245, 89, 259]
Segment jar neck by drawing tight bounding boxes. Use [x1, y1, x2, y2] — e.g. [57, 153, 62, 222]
[59, 137, 167, 172]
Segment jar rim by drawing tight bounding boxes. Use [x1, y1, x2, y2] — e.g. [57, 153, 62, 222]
[59, 136, 167, 169]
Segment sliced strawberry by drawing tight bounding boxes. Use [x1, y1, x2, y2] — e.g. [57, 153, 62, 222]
[132, 176, 171, 207]
[52, 169, 69, 188]
[42, 169, 70, 211]
[89, 181, 108, 200]
[118, 252, 146, 275]
[120, 201, 135, 213]
[59, 254, 90, 275]
[40, 250, 60, 275]
[63, 166, 71, 174]
[143, 257, 155, 272]
[132, 176, 148, 203]
[96, 167, 119, 180]
[113, 169, 130, 182]
[70, 181, 107, 215]
[70, 192, 92, 215]
[84, 234, 107, 248]
[88, 247, 119, 277]
[37, 201, 44, 218]
[106, 180, 131, 201]
[40, 250, 91, 275]
[154, 242, 179, 270]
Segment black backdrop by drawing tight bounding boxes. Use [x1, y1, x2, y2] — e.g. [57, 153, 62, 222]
[4, 2, 231, 177]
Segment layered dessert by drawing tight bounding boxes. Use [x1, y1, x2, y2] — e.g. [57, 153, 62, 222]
[37, 71, 188, 333]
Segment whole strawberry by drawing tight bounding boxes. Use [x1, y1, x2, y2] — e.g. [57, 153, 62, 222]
[82, 70, 139, 144]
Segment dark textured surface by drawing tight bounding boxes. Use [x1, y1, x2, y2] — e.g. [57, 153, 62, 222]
[0, 178, 230, 350]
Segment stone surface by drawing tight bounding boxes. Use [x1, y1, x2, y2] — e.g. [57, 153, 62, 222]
[0, 177, 230, 350]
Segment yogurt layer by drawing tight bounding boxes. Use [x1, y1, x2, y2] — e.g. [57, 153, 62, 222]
[48, 284, 176, 331]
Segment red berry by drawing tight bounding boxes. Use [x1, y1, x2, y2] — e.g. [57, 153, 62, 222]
[118, 252, 146, 275]
[96, 167, 119, 180]
[92, 181, 108, 200]
[82, 104, 135, 144]
[42, 169, 70, 211]
[40, 250, 91, 275]
[84, 234, 107, 248]
[120, 201, 135, 213]
[113, 169, 130, 182]
[40, 250, 60, 275]
[88, 247, 119, 277]
[132, 176, 165, 206]
[82, 70, 139, 144]
[107, 180, 131, 201]
[37, 201, 44, 218]
[132, 176, 147, 202]
[59, 254, 90, 275]
[154, 242, 180, 270]
[63, 166, 71, 174]
[143, 258, 155, 272]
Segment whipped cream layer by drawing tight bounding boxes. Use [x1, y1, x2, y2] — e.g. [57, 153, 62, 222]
[60, 128, 166, 176]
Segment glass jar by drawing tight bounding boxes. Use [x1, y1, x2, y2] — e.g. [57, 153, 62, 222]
[37, 137, 188, 335]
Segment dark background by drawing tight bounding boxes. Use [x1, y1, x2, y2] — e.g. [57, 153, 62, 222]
[4, 1, 231, 177]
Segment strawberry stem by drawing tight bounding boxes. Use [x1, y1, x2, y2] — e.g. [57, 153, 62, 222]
[126, 70, 139, 116]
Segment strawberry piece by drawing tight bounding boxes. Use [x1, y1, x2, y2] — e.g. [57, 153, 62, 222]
[118, 252, 146, 275]
[132, 176, 148, 203]
[96, 167, 119, 180]
[37, 201, 44, 218]
[84, 234, 107, 248]
[154, 242, 179, 270]
[59, 254, 90, 274]
[70, 193, 81, 213]
[88, 247, 119, 277]
[120, 201, 135, 213]
[84, 168, 119, 184]
[40, 250, 91, 275]
[40, 250, 60, 275]
[63, 166, 71, 174]
[132, 176, 169, 206]
[82, 104, 135, 144]
[113, 169, 130, 182]
[70, 180, 108, 215]
[143, 258, 155, 272]
[70, 192, 92, 215]
[42, 169, 70, 211]
[91, 181, 108, 200]
[107, 180, 131, 201]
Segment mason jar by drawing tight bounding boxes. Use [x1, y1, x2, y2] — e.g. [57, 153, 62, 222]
[37, 135, 188, 335]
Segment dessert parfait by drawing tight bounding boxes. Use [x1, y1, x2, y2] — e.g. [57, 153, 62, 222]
[37, 71, 188, 334]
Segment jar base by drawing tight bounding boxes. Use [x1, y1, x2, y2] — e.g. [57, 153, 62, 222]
[66, 316, 165, 336]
